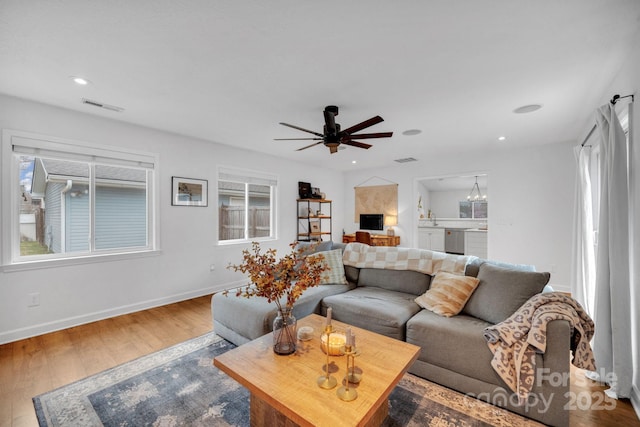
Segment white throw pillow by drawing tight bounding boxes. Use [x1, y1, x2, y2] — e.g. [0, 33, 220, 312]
[317, 249, 347, 285]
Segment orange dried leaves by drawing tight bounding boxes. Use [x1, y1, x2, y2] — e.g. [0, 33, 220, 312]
[225, 241, 328, 311]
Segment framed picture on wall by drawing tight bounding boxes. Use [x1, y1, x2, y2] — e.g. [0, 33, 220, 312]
[172, 177, 208, 207]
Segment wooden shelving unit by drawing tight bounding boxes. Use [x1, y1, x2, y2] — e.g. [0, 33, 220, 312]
[297, 199, 332, 242]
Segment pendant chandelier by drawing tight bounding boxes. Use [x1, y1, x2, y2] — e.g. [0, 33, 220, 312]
[467, 176, 486, 201]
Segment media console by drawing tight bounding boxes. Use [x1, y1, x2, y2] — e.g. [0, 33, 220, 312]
[342, 233, 400, 247]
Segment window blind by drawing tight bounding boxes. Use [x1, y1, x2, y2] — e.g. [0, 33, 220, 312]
[11, 135, 155, 169]
[218, 166, 278, 186]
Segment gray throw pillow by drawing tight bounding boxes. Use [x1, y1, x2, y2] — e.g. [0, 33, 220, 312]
[462, 263, 550, 324]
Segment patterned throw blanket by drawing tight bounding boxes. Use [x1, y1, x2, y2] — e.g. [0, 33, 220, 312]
[483, 292, 596, 403]
[342, 242, 472, 275]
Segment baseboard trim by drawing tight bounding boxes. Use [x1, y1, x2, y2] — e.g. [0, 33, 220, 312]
[632, 385, 640, 421]
[0, 283, 231, 344]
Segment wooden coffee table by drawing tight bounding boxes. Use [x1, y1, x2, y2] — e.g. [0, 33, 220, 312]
[214, 314, 420, 427]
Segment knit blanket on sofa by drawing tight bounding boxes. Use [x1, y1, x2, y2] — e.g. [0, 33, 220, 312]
[342, 242, 472, 275]
[483, 292, 596, 403]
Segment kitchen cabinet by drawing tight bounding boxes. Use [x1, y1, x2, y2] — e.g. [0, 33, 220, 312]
[465, 229, 487, 258]
[418, 227, 445, 252]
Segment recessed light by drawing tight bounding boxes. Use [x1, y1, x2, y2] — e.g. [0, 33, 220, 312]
[402, 129, 422, 136]
[352, 160, 357, 164]
[498, 136, 506, 141]
[71, 76, 91, 85]
[513, 104, 542, 114]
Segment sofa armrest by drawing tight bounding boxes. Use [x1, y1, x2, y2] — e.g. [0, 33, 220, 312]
[543, 319, 571, 369]
[533, 318, 571, 426]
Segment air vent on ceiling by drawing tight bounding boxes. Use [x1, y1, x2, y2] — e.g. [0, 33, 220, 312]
[82, 98, 125, 112]
[394, 157, 417, 163]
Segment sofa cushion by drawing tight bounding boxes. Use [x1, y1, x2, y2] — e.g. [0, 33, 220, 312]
[406, 309, 503, 385]
[344, 265, 359, 285]
[462, 263, 550, 324]
[317, 249, 347, 285]
[464, 257, 535, 277]
[322, 287, 422, 340]
[356, 268, 431, 295]
[415, 271, 480, 317]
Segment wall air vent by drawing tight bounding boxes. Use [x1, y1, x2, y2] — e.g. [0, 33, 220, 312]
[81, 98, 125, 113]
[394, 157, 417, 163]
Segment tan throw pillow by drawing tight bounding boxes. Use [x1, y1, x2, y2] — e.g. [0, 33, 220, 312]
[415, 271, 480, 317]
[317, 249, 347, 285]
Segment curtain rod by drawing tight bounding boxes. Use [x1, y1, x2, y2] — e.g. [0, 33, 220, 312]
[581, 125, 597, 147]
[610, 93, 634, 105]
[581, 93, 635, 147]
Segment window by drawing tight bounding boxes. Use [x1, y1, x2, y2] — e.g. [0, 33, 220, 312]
[2, 130, 158, 265]
[217, 167, 277, 243]
[459, 201, 488, 219]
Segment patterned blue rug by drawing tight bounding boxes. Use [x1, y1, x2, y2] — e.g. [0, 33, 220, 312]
[33, 333, 541, 426]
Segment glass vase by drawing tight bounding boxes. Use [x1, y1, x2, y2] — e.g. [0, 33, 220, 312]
[273, 307, 297, 355]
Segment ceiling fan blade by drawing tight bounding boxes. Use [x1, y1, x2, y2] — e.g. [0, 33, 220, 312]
[296, 141, 324, 151]
[274, 137, 323, 141]
[344, 132, 393, 140]
[342, 140, 372, 149]
[279, 122, 324, 137]
[341, 116, 383, 135]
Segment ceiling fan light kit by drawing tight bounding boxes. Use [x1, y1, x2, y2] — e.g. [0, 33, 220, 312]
[275, 105, 393, 154]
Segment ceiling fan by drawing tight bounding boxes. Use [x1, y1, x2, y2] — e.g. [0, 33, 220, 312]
[275, 105, 393, 154]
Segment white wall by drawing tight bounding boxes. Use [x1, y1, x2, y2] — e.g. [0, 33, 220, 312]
[428, 189, 488, 219]
[0, 95, 346, 343]
[343, 140, 576, 292]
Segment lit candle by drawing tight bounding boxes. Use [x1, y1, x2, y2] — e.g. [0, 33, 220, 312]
[326, 307, 332, 326]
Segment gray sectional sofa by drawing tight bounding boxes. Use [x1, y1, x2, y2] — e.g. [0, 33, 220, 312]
[212, 241, 570, 426]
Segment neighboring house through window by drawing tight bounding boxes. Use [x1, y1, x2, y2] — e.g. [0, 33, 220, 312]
[217, 166, 277, 243]
[1, 130, 158, 266]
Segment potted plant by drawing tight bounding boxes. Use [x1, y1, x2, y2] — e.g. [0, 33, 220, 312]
[226, 241, 327, 354]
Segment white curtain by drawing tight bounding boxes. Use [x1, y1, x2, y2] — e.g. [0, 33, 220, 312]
[570, 145, 596, 314]
[592, 102, 633, 398]
[630, 101, 639, 403]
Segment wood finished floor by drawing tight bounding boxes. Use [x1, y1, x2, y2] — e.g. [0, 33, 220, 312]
[0, 294, 638, 427]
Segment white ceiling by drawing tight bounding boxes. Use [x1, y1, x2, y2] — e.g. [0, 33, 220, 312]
[2, 1, 639, 171]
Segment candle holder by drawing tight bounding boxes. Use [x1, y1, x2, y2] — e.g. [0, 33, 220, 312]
[317, 325, 337, 389]
[345, 356, 362, 385]
[337, 344, 360, 401]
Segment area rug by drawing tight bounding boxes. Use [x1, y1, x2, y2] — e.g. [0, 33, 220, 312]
[33, 332, 542, 427]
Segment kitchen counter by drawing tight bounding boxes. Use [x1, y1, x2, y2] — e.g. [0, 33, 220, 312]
[418, 218, 487, 229]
